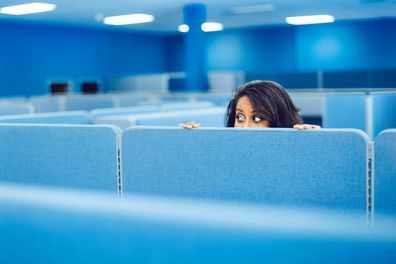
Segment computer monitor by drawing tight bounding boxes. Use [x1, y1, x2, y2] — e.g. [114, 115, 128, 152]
[81, 81, 99, 94]
[50, 82, 69, 95]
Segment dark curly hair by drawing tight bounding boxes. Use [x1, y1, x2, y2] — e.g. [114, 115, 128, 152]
[225, 80, 302, 127]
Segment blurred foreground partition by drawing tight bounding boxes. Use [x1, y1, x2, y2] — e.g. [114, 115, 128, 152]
[1, 183, 395, 263]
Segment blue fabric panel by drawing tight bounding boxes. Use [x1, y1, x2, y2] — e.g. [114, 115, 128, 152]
[65, 96, 115, 111]
[323, 93, 366, 131]
[152, 97, 192, 103]
[375, 129, 396, 215]
[0, 104, 33, 115]
[91, 105, 160, 118]
[95, 108, 225, 130]
[0, 124, 120, 193]
[195, 95, 230, 106]
[122, 128, 369, 213]
[1, 184, 396, 263]
[117, 94, 151, 107]
[159, 102, 214, 111]
[0, 111, 92, 124]
[31, 96, 62, 113]
[91, 102, 215, 119]
[134, 108, 225, 127]
[372, 93, 396, 137]
[289, 92, 323, 117]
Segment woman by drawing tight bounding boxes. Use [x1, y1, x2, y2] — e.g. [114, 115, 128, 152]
[180, 80, 321, 129]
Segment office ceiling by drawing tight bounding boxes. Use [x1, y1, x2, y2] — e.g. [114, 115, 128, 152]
[0, 0, 395, 33]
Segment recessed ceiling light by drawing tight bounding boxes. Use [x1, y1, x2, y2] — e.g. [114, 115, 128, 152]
[178, 22, 223, 33]
[0, 2, 56, 15]
[230, 3, 275, 14]
[178, 24, 189, 33]
[285, 15, 335, 25]
[201, 22, 223, 32]
[103, 13, 154, 26]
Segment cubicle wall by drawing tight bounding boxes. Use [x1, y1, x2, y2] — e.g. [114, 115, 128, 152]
[1, 124, 394, 219]
[289, 91, 324, 126]
[371, 92, 396, 137]
[323, 91, 396, 138]
[31, 96, 63, 113]
[0, 102, 34, 115]
[323, 93, 367, 132]
[375, 129, 396, 216]
[30, 94, 151, 113]
[0, 111, 92, 124]
[1, 183, 396, 263]
[90, 101, 215, 119]
[0, 124, 121, 194]
[9, 89, 396, 137]
[122, 127, 372, 215]
[64, 95, 116, 111]
[133, 107, 225, 127]
[1, 124, 396, 264]
[95, 107, 225, 130]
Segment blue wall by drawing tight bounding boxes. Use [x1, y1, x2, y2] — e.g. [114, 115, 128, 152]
[207, 26, 296, 73]
[0, 21, 167, 96]
[296, 19, 396, 71]
[1, 18, 396, 96]
[165, 34, 184, 72]
[167, 18, 396, 74]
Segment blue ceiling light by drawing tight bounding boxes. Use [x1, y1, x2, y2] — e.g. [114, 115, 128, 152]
[201, 22, 223, 32]
[285, 15, 335, 25]
[178, 22, 223, 33]
[103, 13, 155, 26]
[178, 24, 189, 32]
[0, 2, 56, 15]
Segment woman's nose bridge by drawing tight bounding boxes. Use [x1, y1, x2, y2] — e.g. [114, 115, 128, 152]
[243, 119, 252, 127]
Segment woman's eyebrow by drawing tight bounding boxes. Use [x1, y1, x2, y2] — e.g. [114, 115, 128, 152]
[236, 108, 245, 113]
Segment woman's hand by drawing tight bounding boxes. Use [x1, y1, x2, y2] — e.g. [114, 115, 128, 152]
[179, 121, 201, 129]
[293, 124, 321, 130]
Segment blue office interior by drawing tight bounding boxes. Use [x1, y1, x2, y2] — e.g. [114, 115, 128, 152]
[0, 17, 395, 96]
[2, 3, 396, 261]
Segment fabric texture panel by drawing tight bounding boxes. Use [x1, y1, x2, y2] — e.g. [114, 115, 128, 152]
[122, 127, 368, 213]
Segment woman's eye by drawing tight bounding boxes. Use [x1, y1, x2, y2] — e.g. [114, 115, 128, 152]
[253, 116, 264, 122]
[236, 114, 245, 122]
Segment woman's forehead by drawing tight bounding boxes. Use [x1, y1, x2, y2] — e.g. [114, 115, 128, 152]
[236, 96, 254, 111]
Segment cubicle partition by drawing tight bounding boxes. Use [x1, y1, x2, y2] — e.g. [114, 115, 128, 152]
[323, 91, 396, 138]
[1, 124, 396, 262]
[0, 102, 34, 115]
[1, 183, 396, 263]
[0, 124, 121, 194]
[375, 129, 396, 216]
[122, 127, 372, 216]
[371, 92, 396, 137]
[64, 95, 116, 111]
[323, 92, 367, 132]
[289, 91, 325, 126]
[94, 107, 225, 130]
[31, 96, 63, 113]
[90, 101, 215, 119]
[0, 111, 92, 124]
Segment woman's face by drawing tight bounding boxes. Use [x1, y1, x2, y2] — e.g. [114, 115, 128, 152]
[234, 96, 270, 128]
